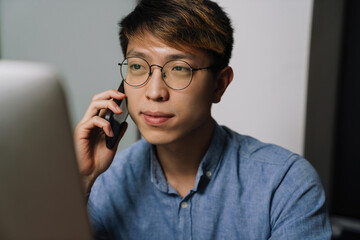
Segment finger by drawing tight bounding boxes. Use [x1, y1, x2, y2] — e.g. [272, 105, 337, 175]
[92, 89, 125, 102]
[81, 99, 125, 123]
[98, 108, 107, 118]
[80, 116, 114, 138]
[79, 89, 125, 123]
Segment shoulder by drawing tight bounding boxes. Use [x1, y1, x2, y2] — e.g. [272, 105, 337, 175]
[219, 125, 331, 237]
[90, 138, 151, 196]
[221, 125, 295, 165]
[110, 138, 152, 171]
[219, 125, 321, 189]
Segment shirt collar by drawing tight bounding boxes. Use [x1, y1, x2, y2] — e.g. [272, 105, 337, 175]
[150, 121, 228, 195]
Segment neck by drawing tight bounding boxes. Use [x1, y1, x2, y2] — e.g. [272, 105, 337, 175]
[155, 117, 215, 197]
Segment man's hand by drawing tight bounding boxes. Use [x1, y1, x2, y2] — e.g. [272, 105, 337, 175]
[74, 89, 128, 194]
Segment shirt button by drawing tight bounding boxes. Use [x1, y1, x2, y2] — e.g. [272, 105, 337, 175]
[206, 171, 212, 178]
[181, 201, 188, 209]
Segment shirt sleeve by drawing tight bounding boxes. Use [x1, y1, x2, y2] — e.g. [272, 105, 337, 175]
[269, 156, 332, 240]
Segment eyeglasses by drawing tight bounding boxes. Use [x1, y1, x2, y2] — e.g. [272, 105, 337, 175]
[119, 57, 214, 90]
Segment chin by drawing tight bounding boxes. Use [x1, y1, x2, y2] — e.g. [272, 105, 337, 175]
[139, 129, 176, 145]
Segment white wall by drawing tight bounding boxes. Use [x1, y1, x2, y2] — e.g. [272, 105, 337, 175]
[0, 0, 138, 150]
[212, 0, 313, 154]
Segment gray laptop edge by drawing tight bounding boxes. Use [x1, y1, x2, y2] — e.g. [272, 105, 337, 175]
[0, 60, 94, 240]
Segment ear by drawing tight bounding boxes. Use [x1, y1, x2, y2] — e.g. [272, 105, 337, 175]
[212, 66, 233, 103]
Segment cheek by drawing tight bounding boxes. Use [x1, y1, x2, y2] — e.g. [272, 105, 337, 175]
[187, 75, 216, 105]
[126, 98, 136, 119]
[124, 88, 139, 120]
[179, 88, 214, 119]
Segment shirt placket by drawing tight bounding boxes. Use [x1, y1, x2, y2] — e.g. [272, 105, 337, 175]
[177, 196, 192, 240]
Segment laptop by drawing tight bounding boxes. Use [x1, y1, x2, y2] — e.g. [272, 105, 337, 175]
[0, 60, 94, 239]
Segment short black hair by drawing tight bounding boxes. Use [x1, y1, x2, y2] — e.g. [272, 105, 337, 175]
[119, 0, 234, 69]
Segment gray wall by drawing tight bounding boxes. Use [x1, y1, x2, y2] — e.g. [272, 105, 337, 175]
[0, 0, 138, 150]
[1, 0, 314, 155]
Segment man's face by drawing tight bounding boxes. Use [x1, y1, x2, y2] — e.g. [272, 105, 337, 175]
[124, 32, 217, 146]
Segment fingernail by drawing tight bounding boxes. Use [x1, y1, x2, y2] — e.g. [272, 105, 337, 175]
[109, 129, 114, 137]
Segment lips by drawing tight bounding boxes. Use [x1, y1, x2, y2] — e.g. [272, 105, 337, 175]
[141, 111, 174, 125]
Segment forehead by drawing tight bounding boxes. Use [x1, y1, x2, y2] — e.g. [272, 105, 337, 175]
[126, 31, 210, 64]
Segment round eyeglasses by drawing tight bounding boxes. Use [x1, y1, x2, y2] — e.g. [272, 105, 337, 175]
[119, 57, 214, 90]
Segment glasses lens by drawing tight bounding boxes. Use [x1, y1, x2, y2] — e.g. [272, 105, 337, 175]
[121, 58, 149, 86]
[163, 61, 192, 90]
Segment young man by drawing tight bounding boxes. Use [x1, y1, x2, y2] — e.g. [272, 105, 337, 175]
[74, 0, 332, 239]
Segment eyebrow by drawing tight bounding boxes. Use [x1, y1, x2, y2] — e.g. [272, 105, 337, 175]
[126, 50, 148, 59]
[126, 50, 196, 62]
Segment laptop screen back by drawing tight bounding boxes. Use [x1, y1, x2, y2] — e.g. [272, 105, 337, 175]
[0, 61, 93, 240]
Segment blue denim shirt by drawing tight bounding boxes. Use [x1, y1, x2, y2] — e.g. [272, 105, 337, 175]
[88, 123, 332, 239]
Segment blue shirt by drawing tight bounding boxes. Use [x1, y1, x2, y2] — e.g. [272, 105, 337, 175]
[88, 123, 332, 239]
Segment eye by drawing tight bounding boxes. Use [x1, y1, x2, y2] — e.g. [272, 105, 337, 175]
[164, 61, 192, 79]
[173, 66, 184, 71]
[130, 64, 143, 70]
[172, 65, 191, 71]
[171, 66, 191, 73]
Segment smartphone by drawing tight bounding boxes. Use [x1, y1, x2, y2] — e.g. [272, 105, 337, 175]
[104, 80, 129, 149]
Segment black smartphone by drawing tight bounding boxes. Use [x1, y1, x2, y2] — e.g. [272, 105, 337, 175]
[104, 80, 129, 149]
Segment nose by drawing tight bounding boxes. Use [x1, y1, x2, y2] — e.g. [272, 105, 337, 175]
[145, 67, 169, 102]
